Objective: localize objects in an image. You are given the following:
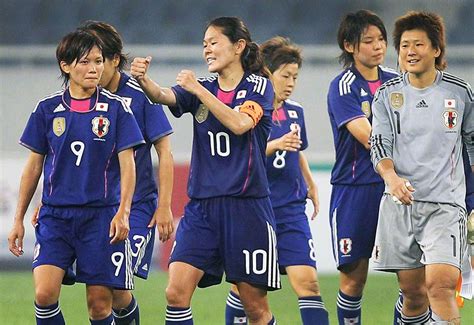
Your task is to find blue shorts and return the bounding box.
[329,183,384,268]
[169,197,281,291]
[33,205,134,290]
[129,200,156,279]
[275,214,317,274]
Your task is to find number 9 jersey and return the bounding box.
[20,88,145,207]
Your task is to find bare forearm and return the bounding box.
[195,86,253,135]
[155,140,174,209]
[14,154,44,223]
[376,159,398,183]
[299,152,316,189]
[266,139,279,156]
[118,149,136,214]
[137,75,176,106]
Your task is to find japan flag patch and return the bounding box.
[444,99,456,108]
[236,90,247,99]
[96,102,109,112]
[288,110,298,118]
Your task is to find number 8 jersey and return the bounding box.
[20,88,145,207]
[170,73,274,199]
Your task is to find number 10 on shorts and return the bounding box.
[242,249,267,275]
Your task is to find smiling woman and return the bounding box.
[7,29,145,324]
[130,16,280,325]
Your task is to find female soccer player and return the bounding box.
[8,30,144,324]
[327,10,398,324]
[78,21,174,325]
[131,17,279,325]
[225,36,329,325]
[371,11,473,325]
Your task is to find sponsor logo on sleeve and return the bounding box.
[53,117,66,137]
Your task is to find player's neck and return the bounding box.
[407,68,437,89]
[218,64,245,91]
[68,83,96,99]
[354,62,379,81]
[104,70,121,93]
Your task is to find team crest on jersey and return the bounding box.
[339,238,352,255]
[361,101,371,117]
[443,110,458,129]
[96,102,108,112]
[195,104,209,123]
[236,90,247,99]
[288,110,298,118]
[390,92,404,109]
[91,115,110,138]
[53,117,66,137]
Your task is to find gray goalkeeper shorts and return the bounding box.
[372,194,467,271]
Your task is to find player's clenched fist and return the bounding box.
[176,70,201,95]
[131,56,152,80]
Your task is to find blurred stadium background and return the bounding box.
[1,0,473,323]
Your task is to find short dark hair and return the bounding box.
[77,21,128,71]
[56,30,103,86]
[260,36,302,74]
[206,16,264,75]
[393,11,447,70]
[337,9,387,68]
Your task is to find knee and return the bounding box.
[87,290,112,319]
[400,284,428,310]
[35,287,59,306]
[165,284,191,307]
[340,277,365,296]
[241,301,267,323]
[294,278,321,297]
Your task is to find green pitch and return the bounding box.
[1,271,473,324]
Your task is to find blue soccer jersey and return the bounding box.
[266,99,308,223]
[170,73,274,199]
[327,65,398,185]
[116,73,173,204]
[20,88,145,206]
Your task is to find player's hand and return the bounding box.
[149,206,174,242]
[387,176,415,206]
[468,209,474,245]
[109,210,130,244]
[176,70,202,95]
[30,204,41,228]
[307,184,320,220]
[8,221,25,257]
[131,56,152,80]
[276,129,302,152]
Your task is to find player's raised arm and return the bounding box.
[8,152,44,257]
[130,56,177,106]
